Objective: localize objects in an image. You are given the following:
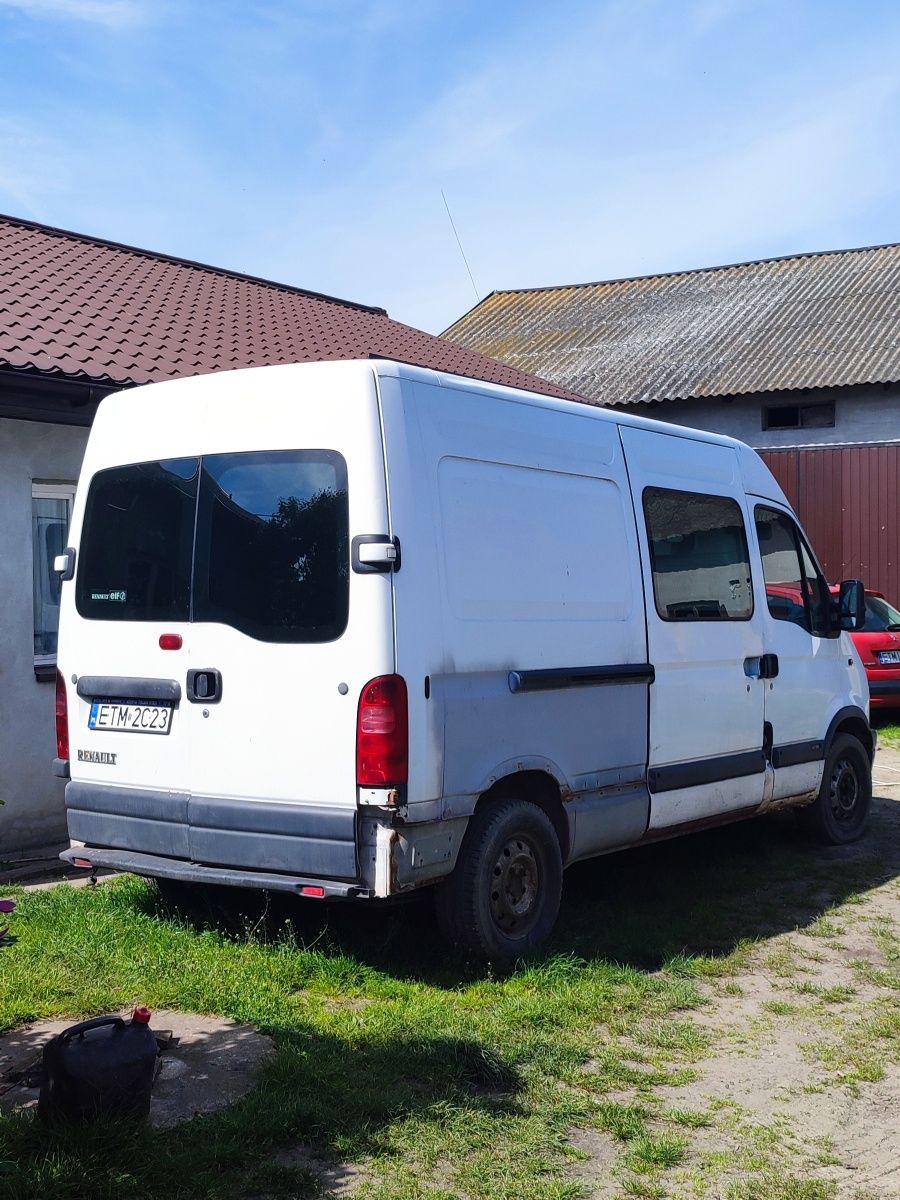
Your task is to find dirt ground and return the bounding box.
[572,744,900,1199]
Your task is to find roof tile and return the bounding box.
[0,214,576,401]
[442,245,900,404]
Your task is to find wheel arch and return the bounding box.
[825,705,874,761]
[474,770,571,862]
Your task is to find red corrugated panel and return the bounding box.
[760,449,799,507]
[760,445,900,600]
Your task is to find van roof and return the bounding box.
[97,357,790,508]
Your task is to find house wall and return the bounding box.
[0,417,89,853]
[621,382,900,450]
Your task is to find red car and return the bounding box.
[835,588,900,709]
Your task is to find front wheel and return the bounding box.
[797,732,871,844]
[434,798,563,961]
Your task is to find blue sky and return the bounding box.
[1,0,899,333]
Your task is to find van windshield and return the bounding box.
[76,450,349,643]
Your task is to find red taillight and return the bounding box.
[159,633,183,650]
[72,857,93,868]
[356,675,408,787]
[55,669,69,761]
[300,885,325,898]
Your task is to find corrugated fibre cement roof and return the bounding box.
[442,243,900,405]
[0,213,576,399]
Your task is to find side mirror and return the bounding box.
[838,579,866,631]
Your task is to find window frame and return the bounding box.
[642,486,755,623]
[32,480,77,676]
[74,450,351,645]
[761,401,835,432]
[754,504,835,638]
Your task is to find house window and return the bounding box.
[32,482,76,671]
[762,402,835,431]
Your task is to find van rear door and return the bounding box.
[69,455,197,796]
[64,364,394,875]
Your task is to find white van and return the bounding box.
[54,359,873,958]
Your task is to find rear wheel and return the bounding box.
[434,798,563,961]
[797,732,871,844]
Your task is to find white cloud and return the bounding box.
[0,0,144,27]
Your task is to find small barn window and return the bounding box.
[762,402,834,431]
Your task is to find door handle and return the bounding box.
[744,655,779,680]
[186,669,222,703]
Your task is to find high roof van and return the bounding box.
[54,360,873,959]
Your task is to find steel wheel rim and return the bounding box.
[829,757,860,822]
[490,836,540,935]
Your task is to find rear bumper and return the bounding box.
[60,847,371,898]
[64,780,359,882]
[868,679,900,700]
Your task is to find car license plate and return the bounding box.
[878,650,900,665]
[88,700,173,734]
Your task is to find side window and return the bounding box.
[755,506,831,634]
[32,482,76,669]
[643,488,753,621]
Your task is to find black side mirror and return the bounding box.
[838,579,866,631]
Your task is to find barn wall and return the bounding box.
[620,382,900,451]
[760,444,900,601]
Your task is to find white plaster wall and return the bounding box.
[619,384,900,449]
[0,418,89,853]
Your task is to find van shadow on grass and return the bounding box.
[559,794,900,969]
[145,806,900,979]
[137,789,900,983]
[0,1022,522,1200]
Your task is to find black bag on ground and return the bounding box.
[38,1008,158,1123]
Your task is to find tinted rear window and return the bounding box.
[76,451,349,643]
[76,457,198,623]
[194,452,349,642]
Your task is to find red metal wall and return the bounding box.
[760,445,900,600]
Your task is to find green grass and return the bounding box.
[872,717,900,749]
[0,800,897,1200]
[761,1000,800,1016]
[802,995,900,1090]
[725,1174,837,1200]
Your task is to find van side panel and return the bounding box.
[383,378,650,857]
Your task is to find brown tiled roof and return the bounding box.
[0,213,576,399]
[442,244,900,405]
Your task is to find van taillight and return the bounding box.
[55,669,69,762]
[356,675,408,788]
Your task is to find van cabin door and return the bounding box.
[750,503,843,801]
[619,426,769,829]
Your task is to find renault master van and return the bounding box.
[54,360,873,959]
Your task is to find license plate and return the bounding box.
[88,700,173,735]
[878,650,900,665]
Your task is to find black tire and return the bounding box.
[434,799,563,961]
[797,732,871,845]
